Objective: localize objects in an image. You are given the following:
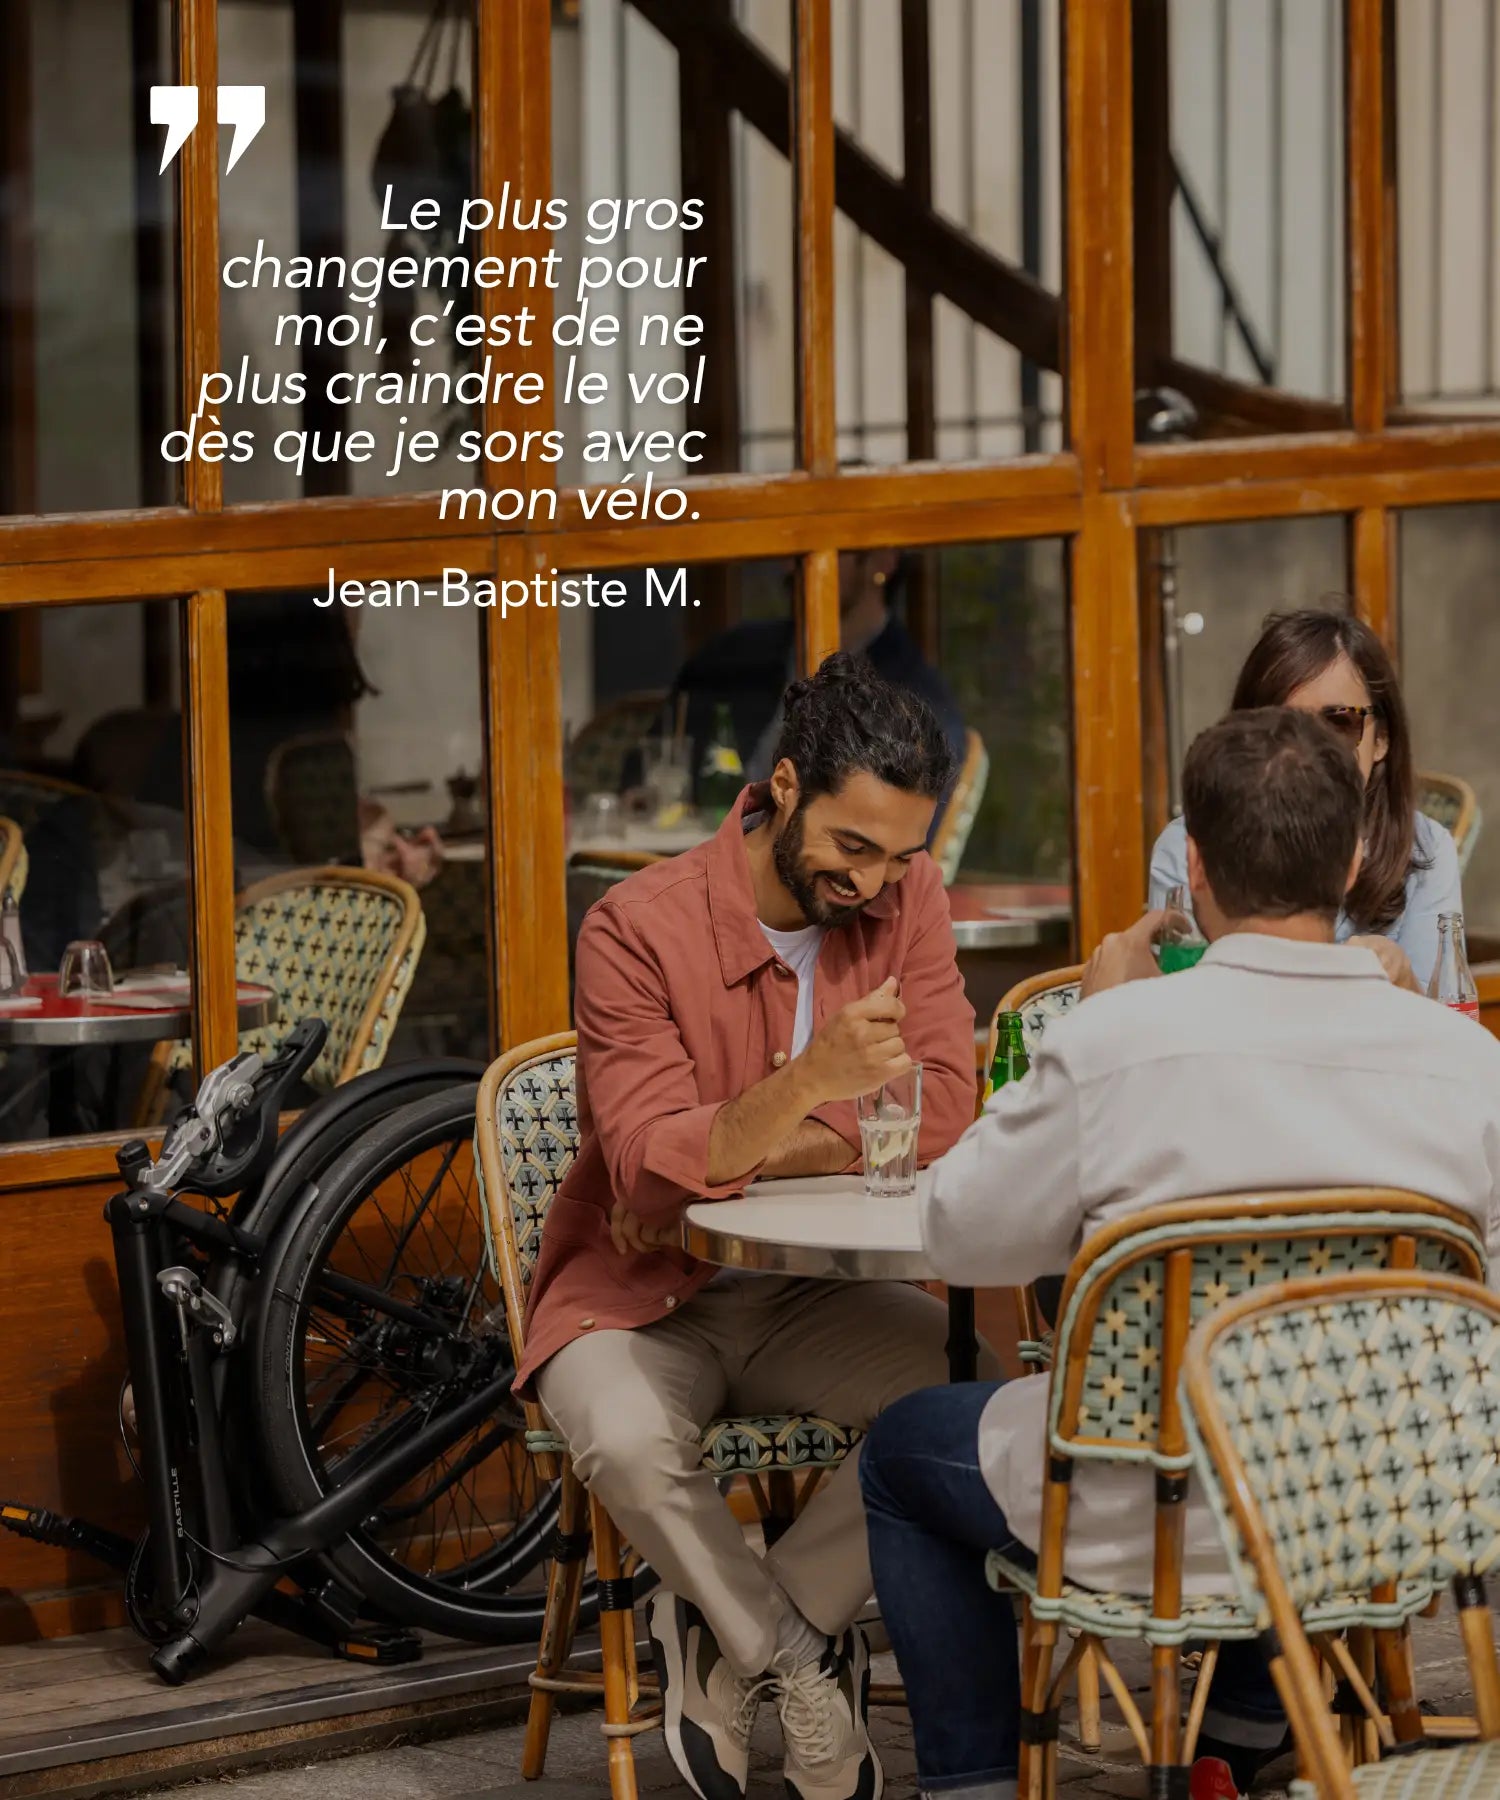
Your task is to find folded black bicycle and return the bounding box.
[2,1020,592,1681]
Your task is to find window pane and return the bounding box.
[3,3,180,514]
[0,600,193,1143]
[218,1,480,501]
[834,0,1065,462]
[1393,0,1500,420]
[222,587,490,1087]
[1144,516,1349,813]
[551,0,796,479]
[1135,0,1347,442]
[1399,503,1500,938]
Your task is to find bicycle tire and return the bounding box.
[251,1085,566,1640]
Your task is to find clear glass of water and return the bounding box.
[640,737,693,819]
[857,1064,923,1198]
[60,939,115,998]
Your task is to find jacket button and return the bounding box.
[771,1050,787,1068]
[664,1295,678,1310]
[579,1317,596,1330]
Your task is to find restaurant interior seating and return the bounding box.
[0,815,25,904]
[564,691,669,799]
[264,730,362,866]
[931,728,990,887]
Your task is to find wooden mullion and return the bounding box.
[1066,0,1141,950]
[1351,507,1395,654]
[900,0,939,662]
[478,0,567,1050]
[793,0,838,675]
[1348,0,1389,434]
[175,0,236,1074]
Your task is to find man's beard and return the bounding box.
[771,804,870,929]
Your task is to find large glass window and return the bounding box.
[221,585,491,1086]
[1134,0,1347,443]
[1142,516,1349,817]
[0,599,194,1143]
[833,0,1065,463]
[2,1,180,515]
[1399,502,1500,944]
[1393,0,1500,421]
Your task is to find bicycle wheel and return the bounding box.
[252,1084,563,1640]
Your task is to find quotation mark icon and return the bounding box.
[151,86,266,175]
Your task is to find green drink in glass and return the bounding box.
[1155,882,1207,973]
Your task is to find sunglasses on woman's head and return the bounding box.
[1319,704,1377,743]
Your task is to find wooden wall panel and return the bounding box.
[0,1178,138,1643]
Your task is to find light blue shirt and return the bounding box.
[1148,808,1462,993]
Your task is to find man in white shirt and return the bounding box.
[858,707,1500,1800]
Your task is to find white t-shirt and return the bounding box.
[758,921,826,1056]
[706,921,825,1290]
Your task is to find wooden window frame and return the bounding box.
[4,0,1500,1178]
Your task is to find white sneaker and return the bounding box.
[648,1591,766,1800]
[772,1626,883,1800]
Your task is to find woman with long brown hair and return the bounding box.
[1149,607,1462,991]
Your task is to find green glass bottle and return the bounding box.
[983,1010,1029,1101]
[699,702,744,824]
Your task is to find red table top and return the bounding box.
[13,974,274,1020]
[946,881,1072,923]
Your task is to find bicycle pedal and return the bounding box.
[1,1503,136,1569]
[1,1503,65,1545]
[335,1628,423,1666]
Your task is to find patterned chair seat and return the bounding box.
[482,1043,866,1488]
[987,1551,1432,1647]
[529,1414,863,1477]
[1290,1739,1500,1797]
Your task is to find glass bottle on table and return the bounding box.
[983,1010,1029,1102]
[1428,912,1479,1021]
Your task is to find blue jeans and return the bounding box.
[859,1384,1287,1790]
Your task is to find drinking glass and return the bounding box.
[1154,883,1207,973]
[0,939,23,998]
[857,1064,923,1198]
[640,737,693,820]
[578,791,624,842]
[59,939,115,997]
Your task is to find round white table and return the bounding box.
[681,1172,981,1381]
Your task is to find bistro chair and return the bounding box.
[151,868,425,1106]
[566,691,669,799]
[996,1191,1487,1800]
[0,768,89,833]
[264,730,361,865]
[1416,770,1481,876]
[931,728,990,887]
[475,1035,874,1800]
[1181,1269,1500,1798]
[0,816,26,904]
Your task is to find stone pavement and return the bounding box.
[135,1622,1474,1800]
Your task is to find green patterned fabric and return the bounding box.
[265,732,360,864]
[1290,1739,1500,1797]
[1417,776,1481,878]
[1187,1288,1500,1621]
[164,877,424,1089]
[486,1046,863,1477]
[1053,1214,1484,1466]
[985,1553,1430,1646]
[565,692,667,797]
[1015,981,1079,1059]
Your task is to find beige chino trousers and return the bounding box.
[536,1274,962,1677]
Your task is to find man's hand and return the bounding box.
[796,978,910,1105]
[1347,934,1420,993]
[609,1201,679,1256]
[1081,910,1167,998]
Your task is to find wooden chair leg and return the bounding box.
[522,1465,590,1781]
[763,1470,798,1548]
[1375,1621,1424,1745]
[592,1495,642,1800]
[1019,1606,1058,1800]
[1148,1644,1182,1789]
[1075,1639,1102,1752]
